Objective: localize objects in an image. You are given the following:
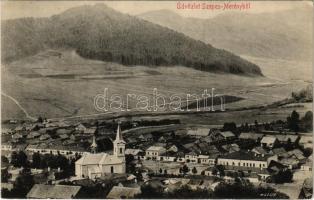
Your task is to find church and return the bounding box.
[75,123,126,179]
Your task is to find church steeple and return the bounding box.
[90,135,97,154]
[113,122,126,159]
[114,122,125,143]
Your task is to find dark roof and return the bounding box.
[26,184,82,199]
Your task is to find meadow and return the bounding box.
[1,50,311,122]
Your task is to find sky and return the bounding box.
[1,1,313,20]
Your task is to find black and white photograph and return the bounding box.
[0,0,313,199]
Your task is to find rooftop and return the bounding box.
[219,151,271,161]
[26,184,82,199]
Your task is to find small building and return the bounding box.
[145,146,166,160]
[39,134,51,141]
[27,131,41,139]
[301,159,312,171]
[84,127,97,135]
[260,136,278,149]
[219,131,236,140]
[168,145,179,153]
[187,128,210,138]
[26,184,83,199]
[106,186,141,199]
[217,151,278,169]
[198,155,215,165]
[239,132,263,142]
[185,151,198,163]
[125,149,143,159]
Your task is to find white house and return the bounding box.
[75,124,126,179]
[185,152,198,163]
[145,146,166,160]
[261,136,278,149]
[217,151,278,169]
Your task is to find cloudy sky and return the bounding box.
[1,1,312,20]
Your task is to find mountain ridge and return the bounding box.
[138,6,312,61]
[2,4,262,76]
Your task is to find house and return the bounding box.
[280,157,300,169]
[145,146,166,160]
[125,149,143,159]
[140,133,154,142]
[275,135,300,145]
[1,128,13,135]
[301,159,312,171]
[84,127,97,135]
[14,125,25,132]
[59,134,69,140]
[158,136,166,143]
[106,186,141,199]
[219,131,236,140]
[75,124,126,179]
[298,178,313,199]
[217,151,278,169]
[26,184,83,199]
[260,136,278,148]
[185,151,198,163]
[271,147,287,157]
[56,129,72,135]
[168,145,179,153]
[252,146,269,156]
[39,134,51,141]
[1,183,13,191]
[221,143,240,153]
[12,133,23,140]
[159,151,177,162]
[75,124,87,132]
[239,132,263,141]
[198,155,215,165]
[187,128,210,138]
[27,131,41,139]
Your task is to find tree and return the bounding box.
[13,169,35,198]
[1,168,10,182]
[32,152,41,169]
[181,165,189,175]
[192,167,198,175]
[223,122,237,133]
[166,185,212,198]
[287,110,300,132]
[11,151,28,168]
[135,184,164,199]
[301,111,313,132]
[271,170,293,184]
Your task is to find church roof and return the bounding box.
[76,153,107,165]
[76,153,124,165]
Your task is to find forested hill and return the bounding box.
[2,4,262,76]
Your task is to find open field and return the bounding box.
[1,50,312,121]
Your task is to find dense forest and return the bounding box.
[2,4,262,76]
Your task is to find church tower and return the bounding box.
[113,122,126,160]
[90,135,98,154]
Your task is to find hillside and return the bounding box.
[1,4,262,75]
[139,6,312,61]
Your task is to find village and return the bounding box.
[1,109,313,199]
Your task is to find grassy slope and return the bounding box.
[2,50,310,120]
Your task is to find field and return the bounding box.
[1,49,312,122]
